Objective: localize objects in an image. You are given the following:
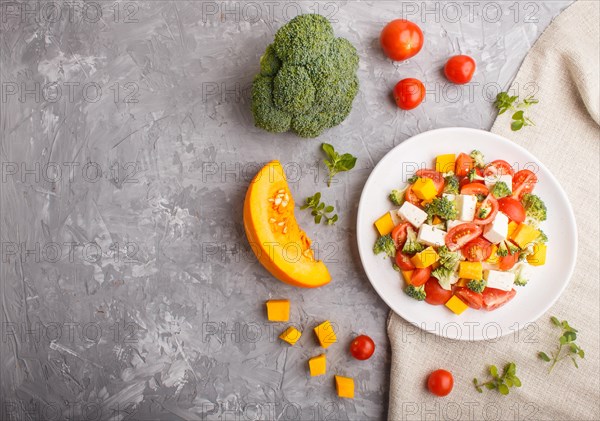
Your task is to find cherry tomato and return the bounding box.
[454,287,483,310]
[498,252,519,271]
[393,78,426,110]
[463,237,492,262]
[455,153,474,177]
[498,197,526,223]
[444,55,476,84]
[473,195,498,225]
[484,160,515,177]
[445,223,483,251]
[482,288,517,311]
[424,277,453,305]
[460,183,489,196]
[396,250,416,270]
[404,185,421,206]
[512,170,538,199]
[427,369,454,397]
[380,19,424,61]
[416,169,444,194]
[391,222,411,248]
[411,267,432,286]
[349,335,376,360]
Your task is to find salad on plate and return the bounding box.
[372,150,548,315]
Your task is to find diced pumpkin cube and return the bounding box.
[436,154,456,173]
[279,326,302,345]
[334,375,355,399]
[432,216,443,225]
[412,177,437,200]
[527,243,547,266]
[266,299,290,322]
[510,223,540,248]
[487,245,500,264]
[401,270,414,284]
[374,212,395,236]
[458,261,483,280]
[314,320,337,348]
[445,295,469,315]
[507,221,519,238]
[410,247,439,268]
[308,354,326,376]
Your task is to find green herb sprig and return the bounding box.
[300,192,338,225]
[494,92,538,131]
[473,362,521,395]
[322,143,357,187]
[538,317,584,372]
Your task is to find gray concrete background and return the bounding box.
[0,1,572,420]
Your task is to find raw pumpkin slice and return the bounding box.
[243,160,331,288]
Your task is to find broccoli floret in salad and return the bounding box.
[404,284,426,301]
[438,245,461,269]
[521,193,547,223]
[470,150,486,168]
[536,229,548,244]
[389,189,405,206]
[467,168,485,182]
[443,175,460,195]
[491,181,511,199]
[402,226,425,255]
[431,266,459,290]
[513,263,530,286]
[373,234,396,258]
[467,279,487,293]
[424,197,458,221]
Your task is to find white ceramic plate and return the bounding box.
[356,128,577,340]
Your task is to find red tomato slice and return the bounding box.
[416,169,444,194]
[461,183,489,196]
[445,223,483,251]
[395,250,415,270]
[482,288,517,311]
[498,252,519,271]
[512,170,538,199]
[454,287,483,310]
[424,277,453,305]
[404,186,421,206]
[391,222,411,248]
[484,160,515,177]
[473,195,498,225]
[462,237,492,262]
[411,267,432,286]
[455,153,474,177]
[498,197,526,223]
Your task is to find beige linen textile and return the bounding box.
[387,1,600,420]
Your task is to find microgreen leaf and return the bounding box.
[473,362,520,395]
[302,192,338,226]
[540,316,584,373]
[495,91,538,131]
[321,143,357,187]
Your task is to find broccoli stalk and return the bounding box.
[404,284,426,301]
[467,279,487,293]
[424,197,458,222]
[402,227,425,255]
[443,175,460,195]
[513,262,531,286]
[389,189,405,206]
[470,150,486,168]
[373,234,396,258]
[438,246,461,270]
[491,181,512,199]
[431,266,458,290]
[521,193,547,223]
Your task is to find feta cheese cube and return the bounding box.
[417,224,447,247]
[483,212,509,244]
[457,195,477,221]
[485,174,513,192]
[397,202,428,228]
[484,269,515,291]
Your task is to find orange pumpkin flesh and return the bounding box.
[243,160,331,288]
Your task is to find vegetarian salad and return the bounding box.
[373,150,548,314]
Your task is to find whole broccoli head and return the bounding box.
[251,14,359,138]
[521,193,547,223]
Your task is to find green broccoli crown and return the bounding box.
[537,229,548,244]
[425,197,458,221]
[405,284,426,301]
[443,175,460,195]
[491,181,511,199]
[431,266,457,291]
[251,14,359,138]
[467,279,486,293]
[389,189,404,206]
[496,242,509,257]
[521,193,547,222]
[402,227,425,255]
[514,276,528,286]
[438,245,460,269]
[373,234,396,258]
[470,150,486,168]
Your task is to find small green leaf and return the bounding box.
[569,343,578,353]
[538,352,551,362]
[489,365,498,378]
[512,376,522,387]
[504,378,513,387]
[330,214,338,223]
[511,119,525,131]
[472,378,478,386]
[578,349,585,359]
[322,143,336,159]
[506,363,516,376]
[550,316,561,326]
[559,335,567,345]
[512,110,525,120]
[498,384,510,395]
[311,210,318,216]
[324,205,334,213]
[317,202,325,211]
[564,331,577,342]
[315,214,322,224]
[485,383,495,390]
[476,387,483,393]
[314,192,321,202]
